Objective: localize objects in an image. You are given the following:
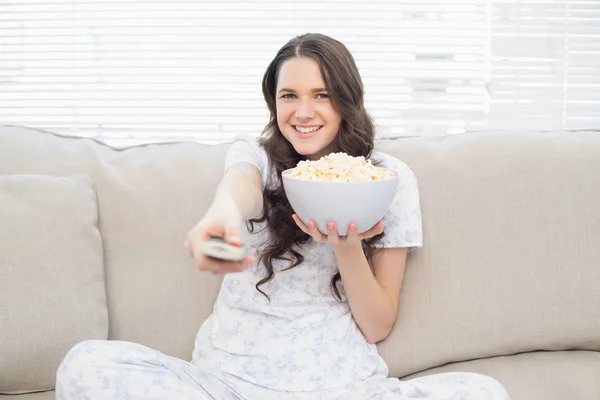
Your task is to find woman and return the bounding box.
[56,33,510,400]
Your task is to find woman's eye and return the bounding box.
[315,93,329,99]
[280,93,296,99]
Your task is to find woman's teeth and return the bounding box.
[295,126,321,133]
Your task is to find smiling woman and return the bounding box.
[53,32,511,400]
[275,57,342,160]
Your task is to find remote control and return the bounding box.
[200,237,247,262]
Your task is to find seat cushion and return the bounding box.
[1,391,55,400]
[0,175,108,394]
[402,350,600,400]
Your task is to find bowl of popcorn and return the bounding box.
[282,152,399,236]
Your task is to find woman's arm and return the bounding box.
[290,217,409,344]
[209,162,264,222]
[185,162,263,272]
[334,244,408,344]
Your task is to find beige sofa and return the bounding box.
[1,125,599,400]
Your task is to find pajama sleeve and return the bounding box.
[374,154,423,250]
[224,134,269,188]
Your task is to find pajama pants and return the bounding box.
[55,340,511,400]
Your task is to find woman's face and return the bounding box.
[275,57,342,160]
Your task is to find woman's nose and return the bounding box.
[295,99,315,119]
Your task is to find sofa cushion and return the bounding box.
[402,350,600,400]
[376,130,600,377]
[1,391,54,400]
[0,175,108,394]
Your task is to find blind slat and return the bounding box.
[2,0,599,140]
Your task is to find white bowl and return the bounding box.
[282,169,399,236]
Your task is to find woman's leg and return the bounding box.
[331,371,510,400]
[396,372,511,400]
[55,339,243,400]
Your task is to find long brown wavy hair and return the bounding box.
[247,33,384,301]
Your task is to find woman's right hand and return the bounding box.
[184,204,255,274]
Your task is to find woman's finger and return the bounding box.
[184,238,192,255]
[346,222,360,243]
[359,220,385,240]
[308,220,327,242]
[196,257,237,273]
[326,221,339,245]
[197,255,253,274]
[292,214,311,235]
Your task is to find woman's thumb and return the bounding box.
[224,225,242,246]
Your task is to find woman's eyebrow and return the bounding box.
[277,87,328,94]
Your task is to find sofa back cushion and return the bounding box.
[0,174,107,393]
[376,131,600,376]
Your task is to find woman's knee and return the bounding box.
[461,372,511,399]
[58,339,167,375]
[56,340,109,384]
[408,371,511,400]
[58,340,109,367]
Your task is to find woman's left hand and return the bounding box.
[292,214,384,251]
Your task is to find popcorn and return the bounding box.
[287,152,395,182]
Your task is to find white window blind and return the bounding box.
[489,0,600,130]
[0,0,598,147]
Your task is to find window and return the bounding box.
[1,0,598,147]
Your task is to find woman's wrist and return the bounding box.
[332,241,364,260]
